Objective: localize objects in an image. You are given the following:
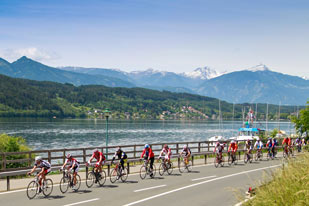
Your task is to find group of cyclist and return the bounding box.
[28,144,192,192]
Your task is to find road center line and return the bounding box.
[123,164,281,206]
[134,185,167,192]
[191,175,217,181]
[63,198,100,206]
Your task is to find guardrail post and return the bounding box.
[192,155,194,166]
[176,143,179,154]
[28,152,32,167]
[63,149,66,164]
[48,151,51,163]
[83,149,86,163]
[207,142,210,151]
[127,162,130,174]
[198,143,201,153]
[7,176,10,191]
[134,145,136,158]
[238,151,241,160]
[107,164,110,176]
[204,154,207,164]
[178,156,180,168]
[3,154,6,171]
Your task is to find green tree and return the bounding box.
[291,101,309,140]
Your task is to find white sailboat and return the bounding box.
[209,100,227,144]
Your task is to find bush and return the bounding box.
[0,134,32,169]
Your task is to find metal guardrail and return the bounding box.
[0,139,297,191]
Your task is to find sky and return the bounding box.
[0,0,308,77]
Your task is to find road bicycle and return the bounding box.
[140,159,156,179]
[283,146,294,159]
[214,152,224,168]
[254,149,263,161]
[228,151,238,166]
[110,161,128,183]
[26,174,53,199]
[266,148,274,160]
[158,156,173,176]
[179,154,193,172]
[244,150,253,164]
[59,168,81,193]
[86,163,106,187]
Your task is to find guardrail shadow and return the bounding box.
[123,180,138,184]
[73,190,92,194]
[102,184,118,188]
[39,195,65,200]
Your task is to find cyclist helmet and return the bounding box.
[216,142,220,146]
[183,145,188,149]
[145,144,150,149]
[231,140,235,144]
[35,156,42,162]
[116,147,121,153]
[66,153,72,159]
[164,144,168,149]
[93,148,99,153]
[268,137,272,140]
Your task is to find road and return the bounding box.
[0,157,283,206]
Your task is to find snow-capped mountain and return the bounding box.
[183,67,223,80]
[246,64,270,72]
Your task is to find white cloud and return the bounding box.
[1,47,60,62]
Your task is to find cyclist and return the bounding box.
[228,141,238,163]
[282,137,292,155]
[245,139,253,159]
[27,156,51,192]
[254,139,263,158]
[87,148,106,174]
[266,137,275,158]
[180,145,191,165]
[111,147,127,171]
[61,154,80,186]
[141,144,155,177]
[295,137,302,152]
[159,144,172,165]
[273,138,279,157]
[214,142,224,163]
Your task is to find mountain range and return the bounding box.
[0,56,308,105]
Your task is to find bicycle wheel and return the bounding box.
[260,151,263,161]
[228,154,232,166]
[59,177,69,193]
[86,172,95,188]
[98,170,106,186]
[179,160,186,172]
[249,154,253,163]
[244,154,248,164]
[26,180,39,199]
[187,160,193,172]
[254,152,258,161]
[110,168,118,183]
[42,179,53,197]
[72,174,81,191]
[234,154,238,165]
[159,163,165,176]
[220,156,224,167]
[214,157,219,168]
[140,165,147,179]
[120,167,128,182]
[167,162,173,175]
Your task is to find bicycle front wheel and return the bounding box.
[228,154,232,166]
[42,179,53,197]
[140,166,147,179]
[110,168,118,183]
[150,164,156,178]
[59,177,69,193]
[214,157,219,168]
[159,163,165,176]
[72,174,81,191]
[244,154,248,164]
[26,180,39,199]
[98,170,106,186]
[86,172,95,188]
[167,162,173,175]
[219,156,224,167]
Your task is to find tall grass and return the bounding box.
[244,153,309,206]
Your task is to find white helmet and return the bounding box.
[183,145,188,149]
[35,156,42,162]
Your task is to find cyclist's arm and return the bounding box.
[140,149,145,158]
[38,167,45,176]
[88,154,95,163]
[28,165,37,175]
[98,155,103,163]
[61,159,68,170]
[148,148,153,160]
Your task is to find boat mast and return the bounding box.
[266,103,269,137]
[232,103,235,136]
[255,103,258,128]
[278,101,281,132]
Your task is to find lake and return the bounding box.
[0,118,295,150]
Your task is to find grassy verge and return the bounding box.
[244,152,309,206]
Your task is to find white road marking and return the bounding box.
[63,198,100,206]
[123,164,281,206]
[134,185,167,192]
[191,175,217,181]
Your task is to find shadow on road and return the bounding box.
[40,195,65,200]
[123,180,139,184]
[152,177,164,180]
[102,185,119,188]
[168,173,182,176]
[188,171,200,173]
[73,190,92,194]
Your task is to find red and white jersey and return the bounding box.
[161,148,172,155]
[65,158,80,167]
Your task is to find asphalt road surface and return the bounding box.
[0,157,284,206]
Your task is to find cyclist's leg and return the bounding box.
[120,158,125,170]
[73,166,79,185]
[150,157,154,170]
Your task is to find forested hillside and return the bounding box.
[0,74,298,119]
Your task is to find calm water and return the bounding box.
[0,118,295,150]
